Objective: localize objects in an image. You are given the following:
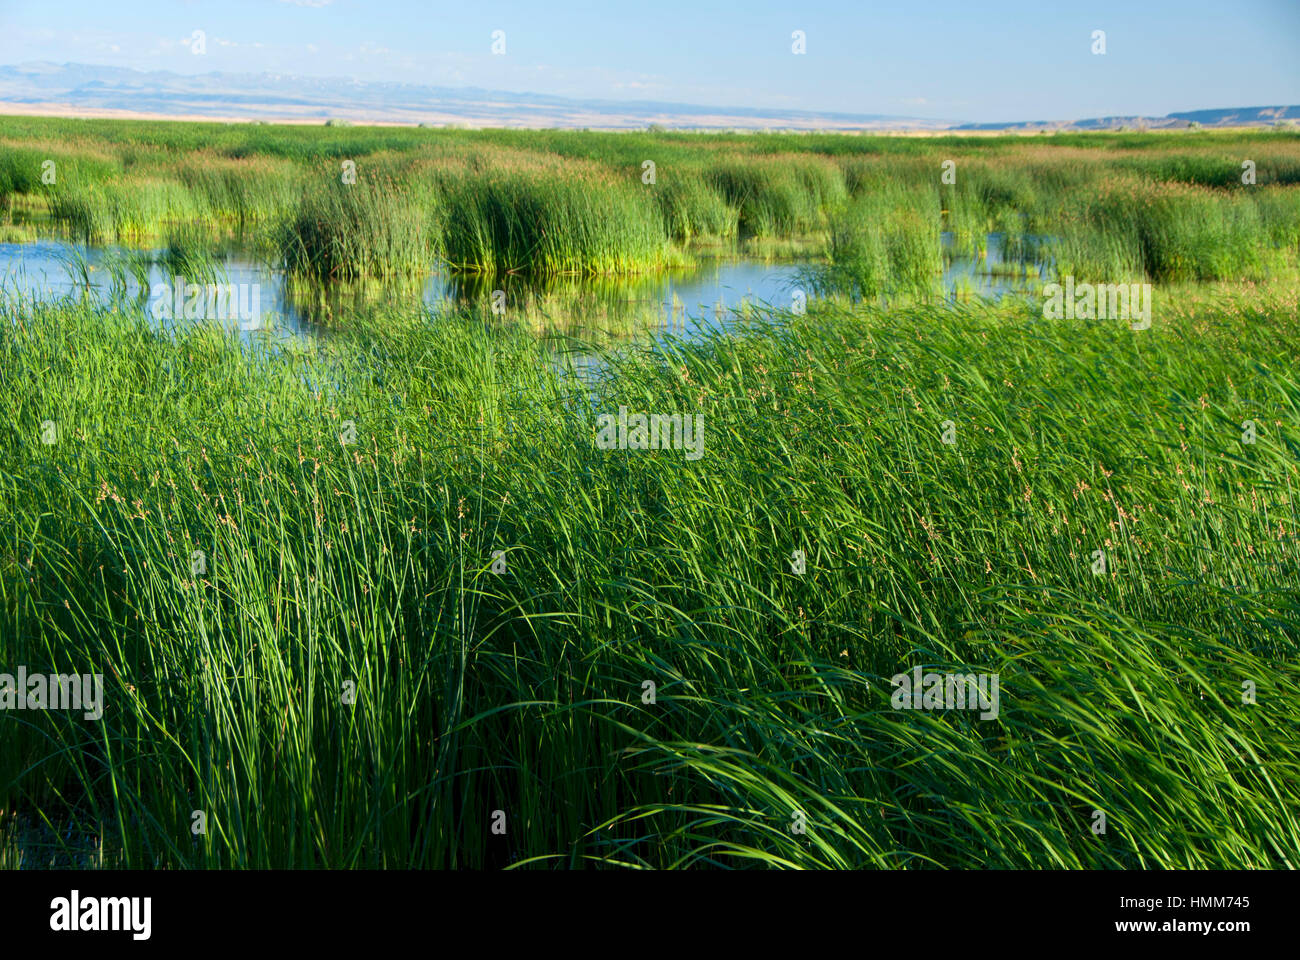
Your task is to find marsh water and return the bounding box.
[0,233,1042,343]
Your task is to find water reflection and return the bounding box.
[1,234,1045,345]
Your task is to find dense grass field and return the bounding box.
[2,281,1299,868]
[1,120,1299,869]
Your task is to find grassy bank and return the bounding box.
[2,281,1297,868]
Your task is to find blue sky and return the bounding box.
[1,0,1297,121]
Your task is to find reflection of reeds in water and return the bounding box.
[457,271,697,340]
[278,265,707,340]
[280,272,428,329]
[159,226,229,287]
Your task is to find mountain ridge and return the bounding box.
[0,62,1294,132]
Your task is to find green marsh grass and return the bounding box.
[2,280,1297,868]
[807,187,943,299]
[4,118,1299,281]
[280,174,432,280]
[436,168,677,276]
[653,174,738,243]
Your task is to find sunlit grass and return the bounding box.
[4,118,1297,282]
[2,277,1297,868]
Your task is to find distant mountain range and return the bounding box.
[954,106,1297,132]
[0,62,1295,133]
